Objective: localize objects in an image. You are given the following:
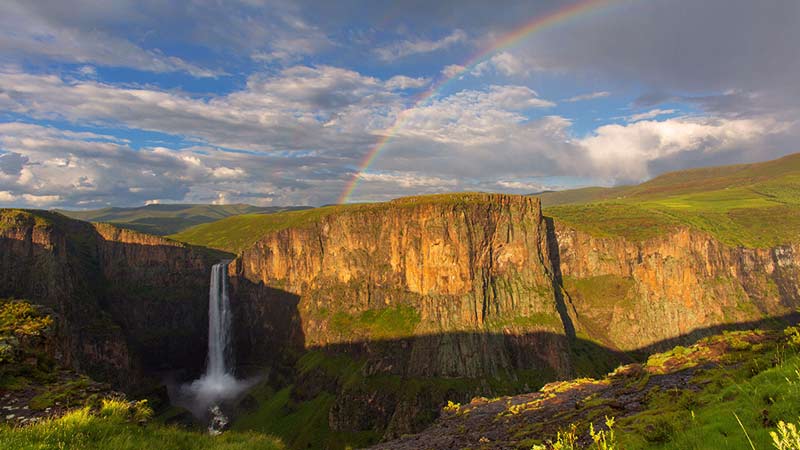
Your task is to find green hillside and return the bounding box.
[169,207,340,253]
[168,154,800,253]
[543,152,800,247]
[57,204,310,236]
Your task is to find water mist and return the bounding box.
[176,261,256,432]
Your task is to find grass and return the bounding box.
[0,399,285,450]
[169,207,343,253]
[57,204,311,236]
[327,305,421,340]
[586,329,800,449]
[169,192,522,253]
[543,153,800,247]
[232,383,379,450]
[617,350,800,448]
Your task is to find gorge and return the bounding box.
[2,158,800,448]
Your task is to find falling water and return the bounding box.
[176,260,256,428]
[207,261,232,378]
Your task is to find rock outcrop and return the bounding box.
[555,224,800,351]
[0,209,215,387]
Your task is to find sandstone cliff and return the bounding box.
[226,193,800,443]
[555,224,800,351]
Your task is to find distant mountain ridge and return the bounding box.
[56,203,310,235]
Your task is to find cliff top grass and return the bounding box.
[169,192,534,253]
[543,152,800,247]
[57,203,311,236]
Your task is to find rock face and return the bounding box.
[233,194,570,374]
[227,193,800,442]
[0,209,214,387]
[554,224,800,351]
[230,194,574,439]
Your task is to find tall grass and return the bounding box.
[0,399,284,450]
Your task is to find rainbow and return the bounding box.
[337,0,622,204]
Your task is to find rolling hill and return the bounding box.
[541,152,800,247]
[56,203,310,236]
[169,153,800,253]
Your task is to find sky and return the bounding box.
[0,0,798,208]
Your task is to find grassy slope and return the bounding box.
[542,152,800,247]
[57,204,310,236]
[0,403,285,450]
[406,327,800,450]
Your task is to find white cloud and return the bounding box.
[578,116,781,180]
[386,75,429,90]
[627,108,677,122]
[22,194,61,206]
[495,180,545,191]
[0,191,17,202]
[0,67,399,153]
[357,171,458,188]
[376,29,467,61]
[441,64,466,79]
[565,91,611,102]
[0,2,218,77]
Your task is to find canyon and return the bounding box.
[1,189,799,448]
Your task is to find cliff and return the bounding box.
[226,192,800,445]
[234,194,570,373]
[0,209,215,386]
[229,194,574,441]
[555,224,800,352]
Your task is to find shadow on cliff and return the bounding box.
[543,216,576,340]
[222,276,800,448]
[0,210,236,386]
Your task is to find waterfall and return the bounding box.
[177,260,256,427]
[206,261,232,379]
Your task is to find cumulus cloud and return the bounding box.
[376,29,468,61]
[0,67,397,153]
[578,116,784,181]
[0,122,346,207]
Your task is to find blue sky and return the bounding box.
[0,0,798,208]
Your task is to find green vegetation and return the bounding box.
[58,203,310,236]
[518,327,800,449]
[232,382,379,450]
[0,209,55,232]
[614,334,800,448]
[0,398,284,450]
[543,152,800,247]
[169,192,510,253]
[328,304,421,340]
[0,299,55,390]
[533,417,619,450]
[169,207,342,252]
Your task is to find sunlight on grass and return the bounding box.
[0,400,284,450]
